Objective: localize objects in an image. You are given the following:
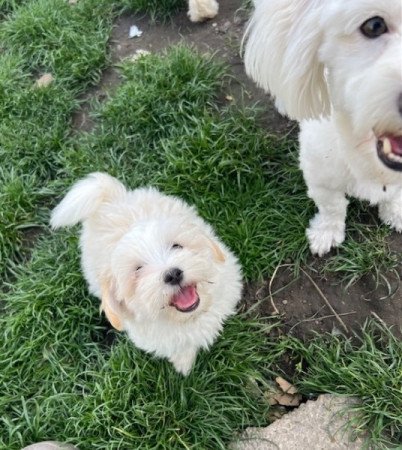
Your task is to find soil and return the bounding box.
[73,0,401,338]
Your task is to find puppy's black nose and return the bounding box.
[164,267,183,285]
[398,93,402,116]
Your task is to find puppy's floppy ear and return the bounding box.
[100,278,124,331]
[244,0,330,121]
[204,236,226,263]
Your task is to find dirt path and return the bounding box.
[74,0,401,338]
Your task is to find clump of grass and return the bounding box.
[0,0,117,178]
[0,83,77,177]
[0,0,115,88]
[0,231,279,449]
[0,169,43,277]
[282,321,402,448]
[122,0,186,21]
[0,0,28,17]
[324,221,401,286]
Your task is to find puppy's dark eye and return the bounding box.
[171,243,183,249]
[136,266,143,271]
[360,16,388,38]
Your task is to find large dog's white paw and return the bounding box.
[170,350,197,376]
[379,201,402,232]
[307,214,345,256]
[188,0,218,22]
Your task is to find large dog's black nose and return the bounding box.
[398,93,402,116]
[164,267,183,285]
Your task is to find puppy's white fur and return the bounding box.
[244,0,402,255]
[188,0,218,22]
[51,173,242,375]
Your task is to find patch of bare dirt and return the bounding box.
[72,0,401,337]
[242,266,401,339]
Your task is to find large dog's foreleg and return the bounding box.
[306,186,349,256]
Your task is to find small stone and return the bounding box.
[34,73,54,88]
[282,299,288,305]
[22,442,79,450]
[275,376,298,395]
[220,20,231,33]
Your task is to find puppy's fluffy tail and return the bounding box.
[50,172,126,229]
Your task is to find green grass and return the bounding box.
[0,0,114,87]
[0,0,116,274]
[0,0,28,17]
[0,169,44,278]
[283,322,402,448]
[324,220,401,287]
[0,1,401,448]
[122,0,186,21]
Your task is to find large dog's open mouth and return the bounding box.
[170,285,200,313]
[377,134,402,171]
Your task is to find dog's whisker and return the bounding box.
[355,131,376,148]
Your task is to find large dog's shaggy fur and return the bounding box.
[244,0,402,255]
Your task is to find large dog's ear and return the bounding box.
[244,0,330,121]
[100,278,125,331]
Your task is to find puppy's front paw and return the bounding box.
[307,214,345,256]
[188,0,218,22]
[170,350,197,376]
[379,201,402,232]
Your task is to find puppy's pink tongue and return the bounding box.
[171,285,198,310]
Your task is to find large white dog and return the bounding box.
[51,173,242,375]
[244,0,402,256]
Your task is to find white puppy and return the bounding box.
[244,0,402,255]
[50,173,242,375]
[187,0,218,22]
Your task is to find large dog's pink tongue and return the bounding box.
[171,285,198,311]
[389,136,402,156]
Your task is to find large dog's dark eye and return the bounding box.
[360,16,388,38]
[171,243,183,249]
